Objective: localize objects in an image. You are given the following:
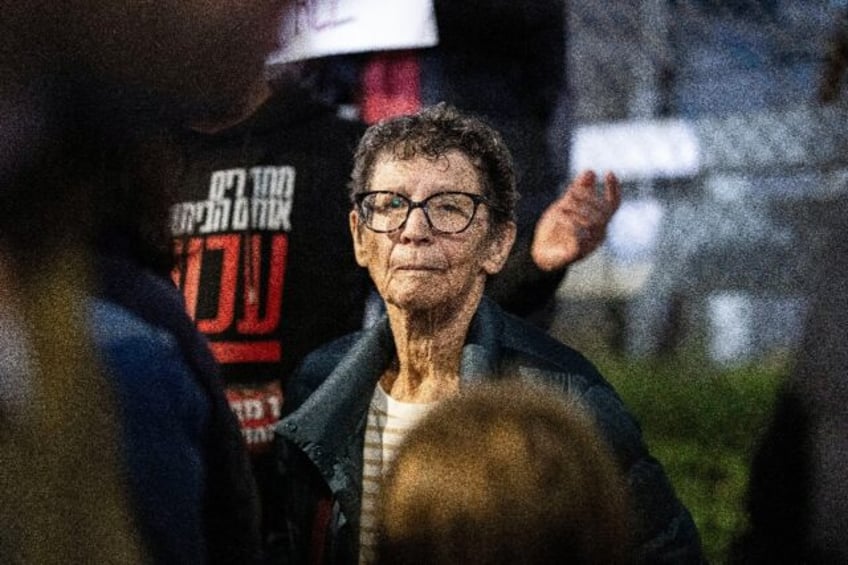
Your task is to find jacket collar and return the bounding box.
[284,295,507,443]
[460,295,503,385]
[280,296,506,523]
[289,319,394,459]
[280,319,394,527]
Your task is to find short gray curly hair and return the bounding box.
[349,103,518,228]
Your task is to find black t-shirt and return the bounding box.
[170,85,368,454]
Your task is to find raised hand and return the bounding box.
[530,170,622,272]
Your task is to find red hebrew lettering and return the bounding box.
[197,234,239,334]
[237,234,288,334]
[224,381,284,454]
[209,341,281,364]
[174,232,289,364]
[178,238,204,320]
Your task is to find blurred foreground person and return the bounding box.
[274,104,703,564]
[90,134,262,562]
[376,381,633,565]
[730,14,848,563]
[0,0,289,562]
[730,224,848,564]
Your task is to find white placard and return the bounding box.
[571,119,701,181]
[268,0,438,65]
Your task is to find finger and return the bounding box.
[603,171,622,213]
[574,169,598,196]
[561,169,597,198]
[549,170,609,219]
[576,169,597,188]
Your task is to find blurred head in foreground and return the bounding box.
[376,380,634,565]
[2,0,293,255]
[0,1,290,562]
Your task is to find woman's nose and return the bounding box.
[399,207,432,241]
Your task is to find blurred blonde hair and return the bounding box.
[376,380,633,565]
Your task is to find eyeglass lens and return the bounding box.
[360,192,480,233]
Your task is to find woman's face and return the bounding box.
[350,150,515,313]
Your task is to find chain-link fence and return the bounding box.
[555,0,848,364]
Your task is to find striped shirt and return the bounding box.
[359,384,436,564]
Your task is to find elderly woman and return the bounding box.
[273,104,703,564]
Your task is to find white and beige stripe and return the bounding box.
[359,384,436,565]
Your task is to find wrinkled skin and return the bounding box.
[351,151,515,317]
[350,150,516,403]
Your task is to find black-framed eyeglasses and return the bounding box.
[354,191,494,234]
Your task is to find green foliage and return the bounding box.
[592,352,788,564]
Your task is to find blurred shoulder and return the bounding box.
[88,298,202,403]
[496,306,606,385]
[493,307,649,460]
[89,298,177,354]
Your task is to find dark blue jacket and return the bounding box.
[273,296,704,564]
[93,253,263,564]
[91,298,209,563]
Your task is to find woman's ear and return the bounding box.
[350,209,371,267]
[482,221,517,276]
